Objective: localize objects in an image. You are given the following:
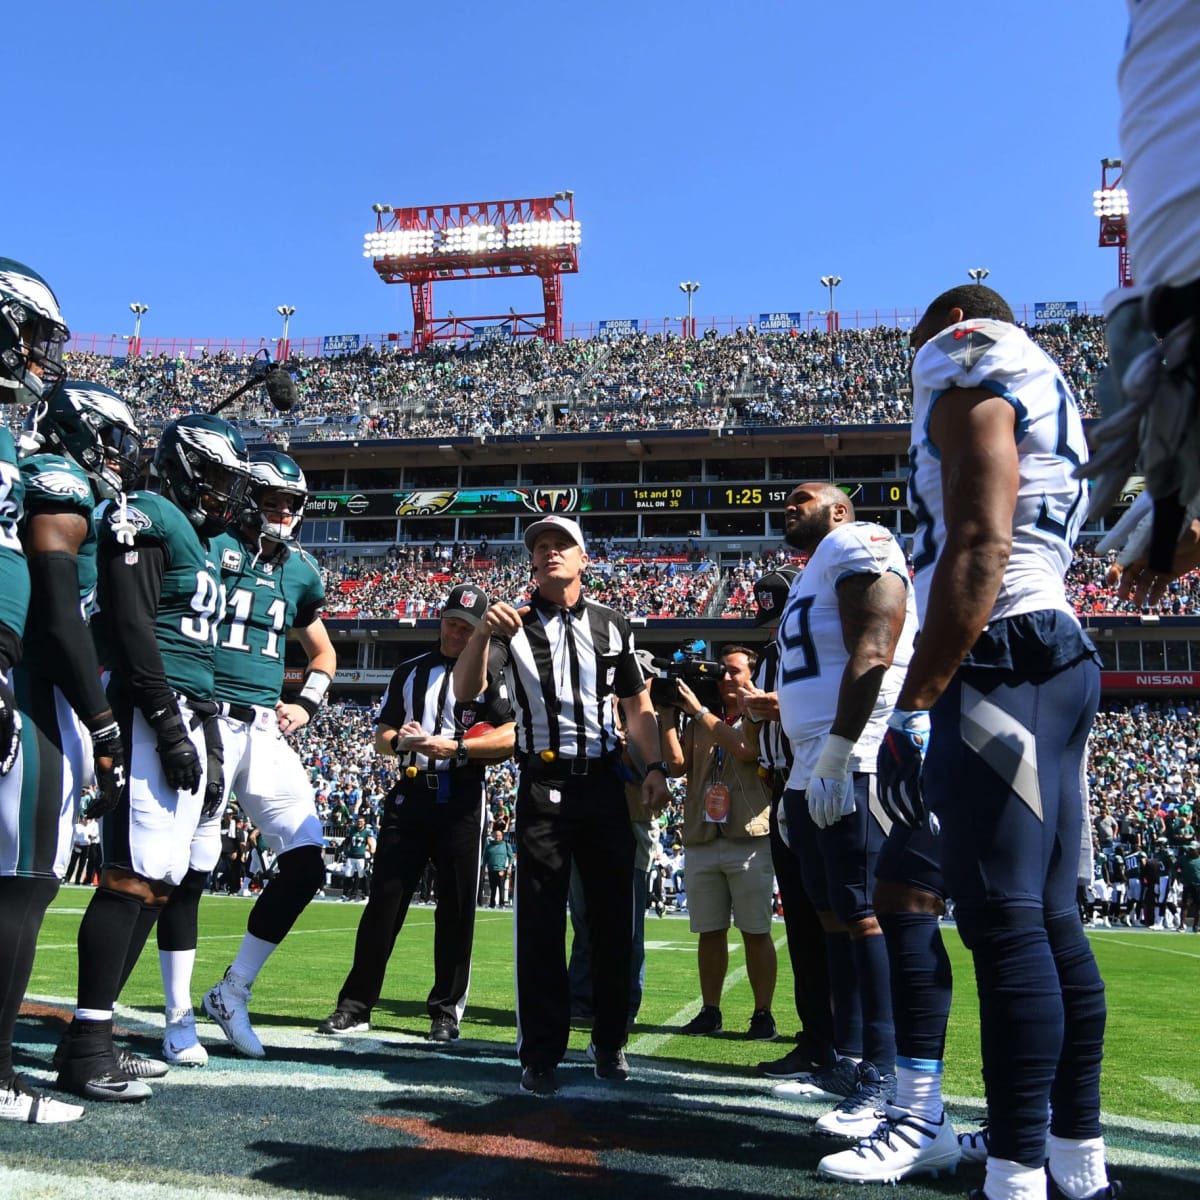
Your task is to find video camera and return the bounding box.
[640,641,727,713]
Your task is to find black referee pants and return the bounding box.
[770,785,835,1058]
[515,766,635,1069]
[336,782,485,1023]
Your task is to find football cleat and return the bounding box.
[163,1007,209,1067]
[958,1120,990,1164]
[428,1014,460,1043]
[116,1048,169,1079]
[757,1040,830,1079]
[0,1075,84,1124]
[519,1066,559,1096]
[316,1008,370,1035]
[814,1061,897,1139]
[773,1054,859,1101]
[203,968,265,1058]
[817,1103,961,1183]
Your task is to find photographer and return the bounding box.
[660,645,777,1041]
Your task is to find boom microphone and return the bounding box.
[263,365,298,412]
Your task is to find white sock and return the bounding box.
[984,1156,1049,1200]
[74,1007,112,1022]
[895,1059,943,1120]
[159,948,196,1014]
[1048,1134,1109,1198]
[229,934,276,988]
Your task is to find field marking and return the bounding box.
[1144,1075,1200,1104]
[1092,935,1200,960]
[628,932,786,1058]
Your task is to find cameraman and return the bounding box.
[661,645,777,1041]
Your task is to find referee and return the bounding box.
[317,583,515,1042]
[454,515,670,1095]
[739,568,837,1079]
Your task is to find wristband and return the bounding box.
[295,669,332,718]
[693,707,711,721]
[644,761,670,778]
[812,733,856,781]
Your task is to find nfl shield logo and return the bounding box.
[757,591,775,612]
[462,709,477,726]
[461,591,478,609]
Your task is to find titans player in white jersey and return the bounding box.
[775,484,917,1141]
[877,286,1112,1200]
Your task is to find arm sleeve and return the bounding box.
[98,537,177,722]
[26,551,111,725]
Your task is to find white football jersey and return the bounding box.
[1120,0,1200,288]
[777,522,918,789]
[908,319,1087,625]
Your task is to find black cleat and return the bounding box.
[428,1014,460,1042]
[519,1065,559,1096]
[316,1009,370,1035]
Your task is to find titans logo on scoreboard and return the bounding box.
[519,488,579,514]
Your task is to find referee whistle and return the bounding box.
[539,750,557,763]
[405,766,419,778]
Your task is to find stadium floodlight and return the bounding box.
[1093,188,1130,218]
[820,275,842,306]
[128,303,149,358]
[679,281,700,339]
[968,267,990,285]
[276,305,296,361]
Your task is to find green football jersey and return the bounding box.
[210,530,325,706]
[20,453,97,612]
[94,490,221,702]
[0,427,29,640]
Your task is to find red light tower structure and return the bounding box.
[364,193,581,353]
[1094,158,1132,289]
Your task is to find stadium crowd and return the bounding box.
[54,315,1110,439]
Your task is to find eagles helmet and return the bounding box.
[153,413,250,533]
[0,257,69,404]
[34,380,142,499]
[244,449,307,542]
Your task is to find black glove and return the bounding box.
[876,710,931,828]
[198,711,225,820]
[88,719,127,819]
[0,671,21,777]
[150,708,201,793]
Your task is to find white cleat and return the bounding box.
[203,968,265,1058]
[0,1075,85,1124]
[163,1007,209,1067]
[818,1104,961,1183]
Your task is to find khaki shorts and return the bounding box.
[684,836,774,935]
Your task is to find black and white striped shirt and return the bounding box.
[377,645,512,774]
[491,591,645,759]
[752,639,793,774]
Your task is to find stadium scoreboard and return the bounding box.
[310,480,908,520]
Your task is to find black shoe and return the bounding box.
[55,1032,170,1082]
[520,1065,559,1096]
[757,1041,830,1078]
[587,1042,630,1081]
[56,1036,152,1103]
[679,1005,722,1036]
[428,1014,460,1043]
[316,1008,370,1035]
[746,1008,778,1041]
[1048,1178,1123,1199]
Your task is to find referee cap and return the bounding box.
[524,514,587,553]
[442,582,490,626]
[752,567,798,627]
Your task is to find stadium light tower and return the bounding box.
[1094,158,1132,289]
[128,302,149,358]
[276,305,296,361]
[363,193,581,352]
[679,281,700,339]
[820,275,842,332]
[968,267,990,285]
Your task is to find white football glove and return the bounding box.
[806,734,856,830]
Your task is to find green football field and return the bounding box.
[3,888,1196,1199]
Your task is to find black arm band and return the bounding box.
[26,551,112,724]
[0,621,20,674]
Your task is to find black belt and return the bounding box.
[220,702,257,723]
[398,767,484,792]
[519,752,617,778]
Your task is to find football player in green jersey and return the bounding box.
[0,259,87,1125]
[152,450,335,1063]
[56,415,249,1104]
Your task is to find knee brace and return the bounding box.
[156,868,208,952]
[248,845,325,945]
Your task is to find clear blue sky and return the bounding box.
[11,1,1129,343]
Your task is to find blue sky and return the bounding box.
[12,1,1128,344]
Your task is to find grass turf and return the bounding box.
[29,887,1200,1125]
